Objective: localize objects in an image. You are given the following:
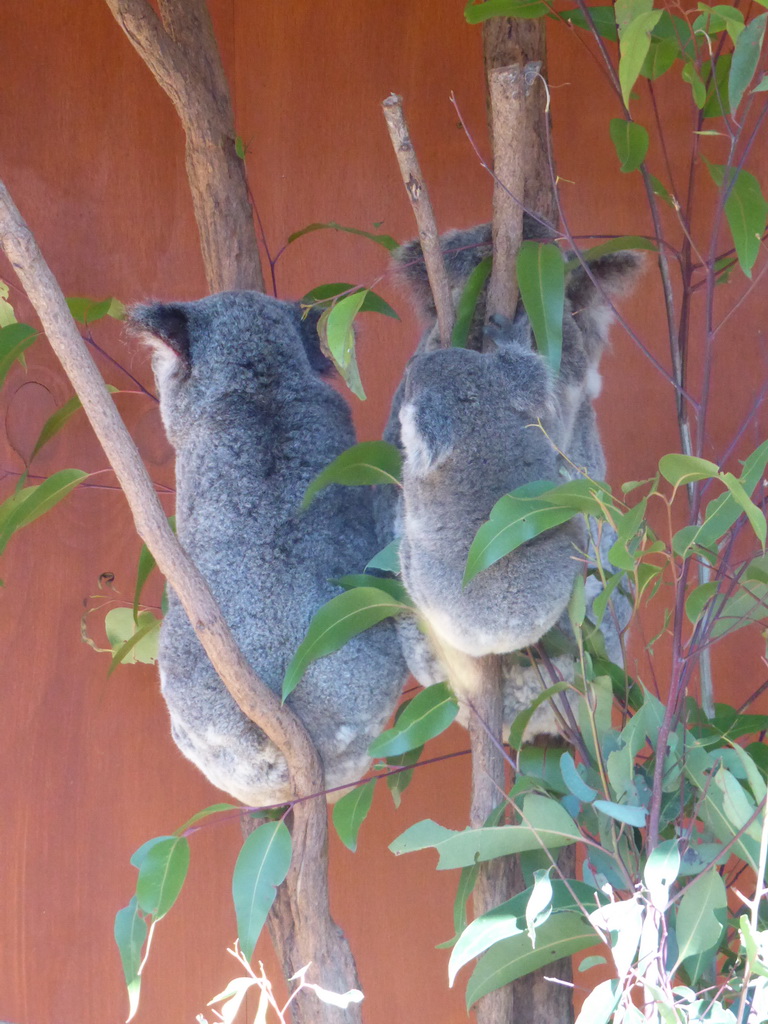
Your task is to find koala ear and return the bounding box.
[565,251,644,349]
[392,225,493,321]
[295,304,335,376]
[399,391,455,476]
[128,303,192,366]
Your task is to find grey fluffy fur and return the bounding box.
[376,223,639,738]
[131,290,407,806]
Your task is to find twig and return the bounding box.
[381,94,455,346]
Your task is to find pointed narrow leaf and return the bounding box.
[720,472,767,546]
[593,799,647,826]
[302,284,398,320]
[450,880,600,983]
[508,681,572,749]
[66,296,114,324]
[389,819,458,856]
[609,119,649,172]
[464,0,550,21]
[618,8,664,107]
[107,611,161,674]
[282,586,409,699]
[28,391,115,464]
[0,469,88,556]
[114,897,147,1023]
[303,441,402,508]
[466,912,597,1007]
[318,291,367,399]
[557,6,618,40]
[729,12,768,113]
[135,835,190,920]
[516,241,565,374]
[233,820,292,960]
[366,539,401,573]
[452,256,492,348]
[641,38,678,80]
[706,161,768,277]
[0,322,37,387]
[369,683,458,757]
[658,453,720,487]
[133,543,158,623]
[686,581,719,625]
[332,780,375,852]
[560,751,598,802]
[333,573,409,602]
[565,236,657,270]
[287,221,398,251]
[175,803,240,834]
[674,868,727,978]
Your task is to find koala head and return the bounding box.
[128,290,332,444]
[392,223,643,374]
[399,337,553,477]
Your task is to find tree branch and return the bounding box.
[103,0,263,293]
[382,94,455,346]
[0,179,361,1024]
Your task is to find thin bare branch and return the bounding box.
[382,93,455,346]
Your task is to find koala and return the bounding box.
[376,223,640,737]
[130,291,407,807]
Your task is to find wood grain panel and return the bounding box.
[0,2,765,1022]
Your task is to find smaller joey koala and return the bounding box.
[398,314,584,660]
[130,290,407,807]
[377,222,641,733]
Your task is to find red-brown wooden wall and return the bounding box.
[1,2,765,1022]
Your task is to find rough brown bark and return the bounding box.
[382,94,455,347]
[0,181,361,1024]
[103,0,264,294]
[483,17,557,226]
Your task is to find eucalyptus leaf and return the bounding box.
[332,780,375,852]
[369,683,458,758]
[452,255,491,349]
[114,897,147,1022]
[318,291,367,399]
[557,6,618,41]
[282,585,409,699]
[303,441,402,508]
[287,221,398,251]
[464,0,550,22]
[609,119,649,172]
[729,12,768,114]
[135,835,190,920]
[232,820,291,960]
[516,240,565,374]
[675,868,727,979]
[0,469,88,556]
[617,6,663,107]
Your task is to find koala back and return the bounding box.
[130,291,406,805]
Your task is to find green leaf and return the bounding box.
[516,241,565,375]
[644,839,680,909]
[720,471,767,546]
[0,468,88,556]
[560,750,598,802]
[557,6,618,41]
[318,291,367,400]
[609,119,649,173]
[754,73,768,92]
[114,897,147,1023]
[385,742,423,807]
[389,818,458,856]
[287,221,398,251]
[28,391,119,465]
[451,256,492,349]
[640,38,678,80]
[705,161,768,277]
[303,441,402,508]
[282,586,409,699]
[464,0,550,22]
[174,803,240,834]
[332,780,375,852]
[702,55,732,119]
[464,484,576,584]
[466,912,597,1007]
[66,296,114,324]
[302,283,399,320]
[333,573,410,603]
[682,61,707,108]
[650,175,674,206]
[234,135,246,159]
[0,322,37,387]
[729,12,768,114]
[369,683,458,758]
[686,581,719,625]
[674,868,727,979]
[508,681,572,749]
[658,453,720,487]
[232,821,291,961]
[710,577,768,639]
[135,836,190,920]
[574,979,621,1024]
[133,544,158,624]
[0,282,16,327]
[592,799,647,826]
[366,539,401,574]
[525,867,553,943]
[434,795,582,869]
[693,5,744,42]
[694,764,761,869]
[617,5,663,108]
[565,236,657,269]
[106,609,161,674]
[449,880,602,983]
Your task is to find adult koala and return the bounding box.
[131,292,407,806]
[376,221,639,737]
